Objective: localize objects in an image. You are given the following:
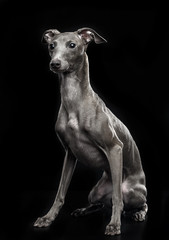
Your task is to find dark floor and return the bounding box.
[1,189,169,240]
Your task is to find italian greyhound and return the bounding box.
[34,27,148,235]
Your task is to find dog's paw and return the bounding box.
[71,208,86,217]
[33,216,54,228]
[105,224,121,236]
[132,203,148,222]
[71,203,104,217]
[133,210,146,222]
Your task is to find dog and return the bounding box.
[34,27,148,235]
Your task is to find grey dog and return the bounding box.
[34,27,148,235]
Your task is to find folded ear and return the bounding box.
[42,29,60,43]
[77,27,107,45]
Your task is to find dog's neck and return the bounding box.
[58,53,93,112]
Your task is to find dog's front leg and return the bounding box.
[34,149,77,227]
[104,143,123,236]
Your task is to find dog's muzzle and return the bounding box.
[50,60,61,71]
[50,59,70,73]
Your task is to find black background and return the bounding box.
[0,2,169,239]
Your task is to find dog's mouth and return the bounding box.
[50,67,67,73]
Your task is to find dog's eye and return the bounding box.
[49,43,55,50]
[69,42,76,48]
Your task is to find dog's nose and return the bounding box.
[50,60,61,69]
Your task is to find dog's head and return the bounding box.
[42,27,107,73]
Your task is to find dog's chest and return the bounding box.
[56,113,107,168]
[67,116,79,131]
[57,114,85,146]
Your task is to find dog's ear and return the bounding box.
[77,28,107,45]
[42,29,60,43]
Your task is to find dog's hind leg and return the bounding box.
[71,171,112,217]
[122,177,148,221]
[71,202,104,217]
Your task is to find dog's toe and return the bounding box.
[133,210,146,222]
[34,216,53,227]
[71,208,86,217]
[105,224,121,236]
